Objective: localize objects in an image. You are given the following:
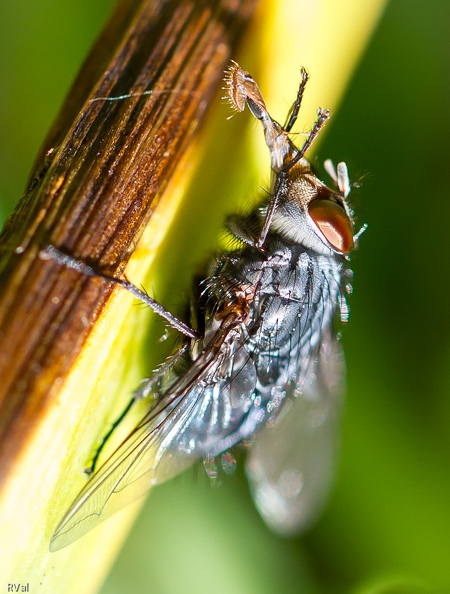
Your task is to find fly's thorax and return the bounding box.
[247,248,341,356]
[270,161,354,256]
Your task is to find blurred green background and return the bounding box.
[1,0,450,592]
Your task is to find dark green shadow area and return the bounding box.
[0,0,114,221]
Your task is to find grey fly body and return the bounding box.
[49,61,360,551]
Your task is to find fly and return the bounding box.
[48,61,360,551]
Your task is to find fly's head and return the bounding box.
[270,159,355,256]
[224,62,357,257]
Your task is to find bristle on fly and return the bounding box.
[223,60,268,117]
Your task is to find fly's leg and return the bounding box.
[254,108,330,249]
[283,67,309,132]
[40,245,198,339]
[285,108,330,171]
[39,245,197,472]
[86,342,189,474]
[224,62,330,250]
[255,172,286,250]
[132,342,189,400]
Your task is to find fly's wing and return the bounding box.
[50,324,241,552]
[245,330,344,535]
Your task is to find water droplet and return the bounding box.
[203,457,218,480]
[221,451,237,474]
[339,294,350,323]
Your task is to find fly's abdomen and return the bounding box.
[159,245,342,466]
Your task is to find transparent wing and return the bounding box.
[245,330,344,535]
[50,324,242,551]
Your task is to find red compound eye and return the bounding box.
[309,199,353,253]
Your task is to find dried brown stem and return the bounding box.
[0,0,256,478]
